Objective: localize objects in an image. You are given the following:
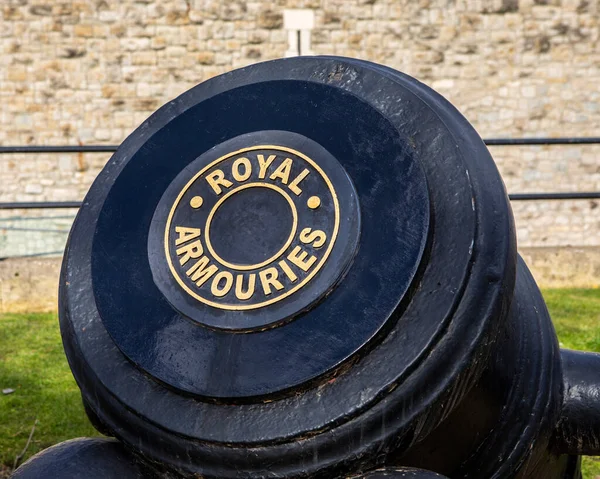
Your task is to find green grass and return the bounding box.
[546,289,600,352]
[0,312,99,476]
[0,289,599,476]
[544,289,600,478]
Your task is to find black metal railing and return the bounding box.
[484,137,600,146]
[0,201,82,209]
[1,137,600,154]
[0,137,598,260]
[0,138,599,209]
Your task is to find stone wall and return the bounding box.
[1,0,599,259]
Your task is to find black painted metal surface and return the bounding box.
[13,56,599,478]
[553,350,600,456]
[356,468,449,478]
[11,438,150,478]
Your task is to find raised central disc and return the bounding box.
[148,131,362,331]
[205,183,297,270]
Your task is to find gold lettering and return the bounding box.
[232,157,252,182]
[186,256,218,286]
[211,271,233,297]
[269,158,293,184]
[176,240,203,266]
[257,154,276,179]
[259,267,284,295]
[288,168,310,196]
[287,246,317,272]
[235,274,256,300]
[278,260,298,283]
[299,227,327,248]
[174,226,201,246]
[206,169,233,195]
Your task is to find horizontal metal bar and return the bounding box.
[0,145,118,153]
[0,193,599,210]
[0,226,70,233]
[0,201,82,209]
[0,250,64,261]
[1,138,600,154]
[0,215,76,221]
[508,192,600,201]
[485,137,600,146]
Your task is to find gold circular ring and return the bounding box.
[164,145,340,311]
[204,182,298,271]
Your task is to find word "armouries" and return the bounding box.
[173,225,326,301]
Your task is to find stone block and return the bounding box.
[74,24,94,37]
[132,51,156,65]
[24,183,43,194]
[196,51,215,65]
[257,10,283,29]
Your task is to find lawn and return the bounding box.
[0,312,99,478]
[1,289,599,477]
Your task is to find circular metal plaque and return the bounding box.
[149,131,360,330]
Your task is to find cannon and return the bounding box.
[13,56,600,478]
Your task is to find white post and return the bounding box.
[283,9,315,57]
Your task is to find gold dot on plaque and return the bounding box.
[307,196,321,209]
[190,196,203,209]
